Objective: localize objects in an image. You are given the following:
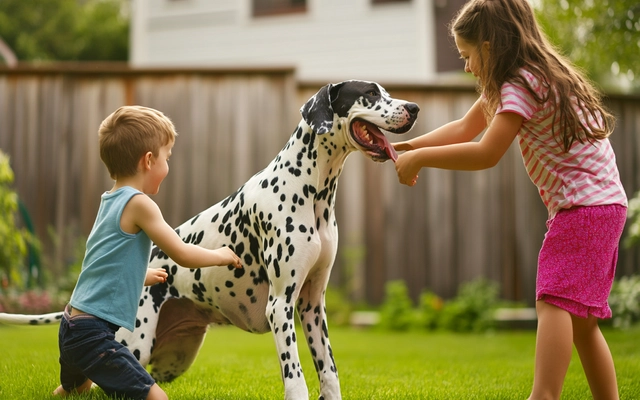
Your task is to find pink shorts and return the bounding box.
[536,204,627,319]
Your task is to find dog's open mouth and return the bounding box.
[350,119,398,162]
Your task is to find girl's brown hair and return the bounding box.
[451,0,615,152]
[99,106,177,179]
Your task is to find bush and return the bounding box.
[625,191,640,248]
[377,278,500,333]
[0,150,38,289]
[0,289,66,314]
[609,275,640,329]
[323,285,353,327]
[439,279,499,332]
[415,290,443,330]
[378,280,415,331]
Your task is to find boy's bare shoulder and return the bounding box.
[121,192,161,233]
[128,193,161,215]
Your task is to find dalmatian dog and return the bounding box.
[0,80,419,399]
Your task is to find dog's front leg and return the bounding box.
[267,282,309,399]
[297,276,341,400]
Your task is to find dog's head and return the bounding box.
[301,80,419,162]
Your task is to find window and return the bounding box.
[434,0,467,72]
[253,0,307,17]
[372,0,411,4]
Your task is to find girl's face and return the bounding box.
[454,33,489,80]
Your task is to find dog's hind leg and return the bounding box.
[116,285,163,367]
[149,297,211,382]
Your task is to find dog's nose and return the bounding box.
[404,103,420,117]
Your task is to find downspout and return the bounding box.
[0,36,17,67]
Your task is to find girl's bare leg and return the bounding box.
[571,314,619,400]
[53,379,93,396]
[528,301,573,400]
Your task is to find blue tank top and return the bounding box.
[70,186,151,331]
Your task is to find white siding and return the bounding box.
[131,0,437,84]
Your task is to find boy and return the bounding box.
[54,106,242,400]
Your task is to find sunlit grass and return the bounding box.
[1,324,639,399]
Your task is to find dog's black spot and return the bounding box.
[233,266,245,279]
[273,258,281,278]
[192,283,206,302]
[149,282,168,313]
[285,283,296,304]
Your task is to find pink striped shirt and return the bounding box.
[496,69,627,218]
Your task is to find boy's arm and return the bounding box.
[393,97,487,151]
[127,195,242,269]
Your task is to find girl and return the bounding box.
[394,0,627,399]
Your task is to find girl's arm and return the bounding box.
[393,97,487,151]
[126,195,242,269]
[395,110,523,186]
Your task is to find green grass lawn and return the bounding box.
[1,324,639,399]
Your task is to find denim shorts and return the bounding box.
[58,305,155,400]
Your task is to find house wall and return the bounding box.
[131,0,438,84]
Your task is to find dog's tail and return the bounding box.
[0,311,64,325]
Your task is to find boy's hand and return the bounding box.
[145,268,168,286]
[217,247,243,269]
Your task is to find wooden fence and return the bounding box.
[2,64,639,305]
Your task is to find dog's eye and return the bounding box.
[367,90,379,97]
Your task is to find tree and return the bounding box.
[0,0,129,62]
[535,0,640,92]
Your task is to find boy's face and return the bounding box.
[144,142,173,195]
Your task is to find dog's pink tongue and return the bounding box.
[385,143,398,162]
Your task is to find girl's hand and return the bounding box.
[145,268,168,286]
[395,150,420,187]
[216,247,243,269]
[392,141,414,152]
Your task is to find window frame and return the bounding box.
[252,0,307,17]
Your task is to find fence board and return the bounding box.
[1,66,639,306]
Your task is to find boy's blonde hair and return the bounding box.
[99,106,177,180]
[451,0,615,152]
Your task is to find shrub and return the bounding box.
[378,280,415,331]
[377,278,501,333]
[323,285,353,327]
[0,150,38,289]
[624,191,640,248]
[609,275,640,329]
[0,289,66,314]
[415,290,443,330]
[438,278,499,332]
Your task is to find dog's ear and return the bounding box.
[300,83,342,135]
